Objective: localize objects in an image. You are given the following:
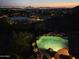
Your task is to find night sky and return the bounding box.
[0,0,79,8]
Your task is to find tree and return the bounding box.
[11,31,33,59]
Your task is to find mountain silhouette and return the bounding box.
[72,6,79,12]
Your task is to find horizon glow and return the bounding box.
[0,0,79,8]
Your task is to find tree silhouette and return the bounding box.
[11,31,33,59]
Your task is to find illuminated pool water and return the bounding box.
[36,35,68,51]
